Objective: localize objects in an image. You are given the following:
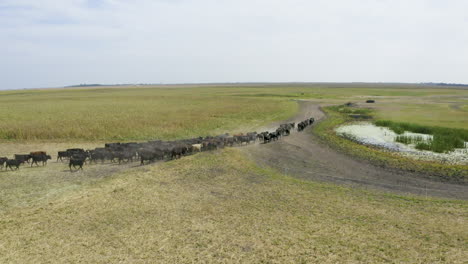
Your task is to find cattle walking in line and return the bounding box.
[4,116,314,171]
[297,117,315,132]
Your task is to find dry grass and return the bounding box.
[0,87,297,141]
[0,84,467,141]
[0,149,466,263]
[372,100,468,130]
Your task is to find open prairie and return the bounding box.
[1,84,467,142]
[0,84,467,263]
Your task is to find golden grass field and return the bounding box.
[0,84,467,142]
[1,149,466,263]
[0,84,467,263]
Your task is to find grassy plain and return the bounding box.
[0,84,467,142]
[1,149,466,263]
[0,86,297,141]
[0,84,467,263]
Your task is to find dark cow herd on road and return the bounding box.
[0,117,315,171]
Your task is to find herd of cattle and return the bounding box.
[0,117,315,171]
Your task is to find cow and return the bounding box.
[171,145,188,159]
[269,132,279,141]
[256,133,264,143]
[14,154,31,164]
[88,149,106,164]
[115,151,136,164]
[275,127,285,138]
[259,132,271,143]
[31,153,52,166]
[297,121,307,132]
[246,132,257,143]
[0,157,7,170]
[138,148,164,165]
[57,151,70,162]
[30,151,46,156]
[69,155,86,171]
[6,159,21,170]
[192,144,202,152]
[202,140,217,151]
[67,148,85,156]
[235,135,251,145]
[224,137,236,147]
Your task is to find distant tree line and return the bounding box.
[421,82,468,87]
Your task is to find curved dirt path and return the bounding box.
[242,101,468,200]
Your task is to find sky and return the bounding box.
[1,0,467,89]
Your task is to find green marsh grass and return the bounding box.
[395,135,428,145]
[375,120,468,153]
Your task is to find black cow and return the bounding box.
[69,155,86,171]
[6,159,21,170]
[297,121,306,132]
[270,132,280,141]
[246,132,257,143]
[202,140,218,151]
[115,151,135,164]
[14,154,32,164]
[260,132,271,143]
[57,151,70,162]
[31,154,52,166]
[171,145,188,159]
[0,157,7,170]
[138,149,164,165]
[224,137,236,147]
[88,148,112,164]
[235,135,251,145]
[276,127,285,138]
[67,148,85,156]
[256,133,265,143]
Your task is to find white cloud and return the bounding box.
[1,0,468,89]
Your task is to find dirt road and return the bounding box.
[242,101,468,200]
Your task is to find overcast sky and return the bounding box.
[1,0,467,89]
